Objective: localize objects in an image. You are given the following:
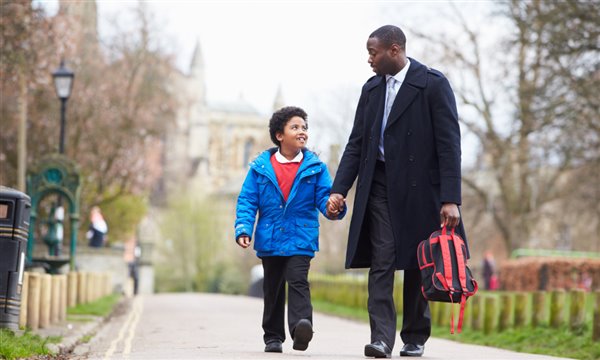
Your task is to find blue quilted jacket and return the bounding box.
[235,148,345,257]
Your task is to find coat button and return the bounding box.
[411,180,417,187]
[407,130,412,136]
[408,155,414,162]
[280,227,285,231]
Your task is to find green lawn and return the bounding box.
[313,299,600,360]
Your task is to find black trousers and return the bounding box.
[261,255,312,344]
[367,161,430,349]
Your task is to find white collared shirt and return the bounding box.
[386,58,410,93]
[275,149,303,163]
[379,59,411,161]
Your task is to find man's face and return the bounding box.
[367,37,397,76]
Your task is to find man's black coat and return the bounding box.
[331,58,468,270]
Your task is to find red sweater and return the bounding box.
[270,154,302,201]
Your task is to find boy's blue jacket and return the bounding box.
[235,148,346,257]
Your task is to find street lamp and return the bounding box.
[52,60,74,154]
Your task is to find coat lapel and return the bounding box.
[385,58,427,130]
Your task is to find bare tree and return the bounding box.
[0,2,178,241]
[408,1,600,252]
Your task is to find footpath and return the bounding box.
[40,293,573,359]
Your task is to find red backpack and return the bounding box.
[417,227,478,333]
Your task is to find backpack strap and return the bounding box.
[439,227,456,293]
[450,231,470,333]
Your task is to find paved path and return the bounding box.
[72,293,573,360]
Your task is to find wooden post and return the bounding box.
[569,289,586,332]
[59,275,67,322]
[471,295,483,331]
[484,296,497,334]
[439,303,451,327]
[463,299,472,329]
[498,293,513,331]
[531,291,546,327]
[19,272,29,328]
[550,290,566,328]
[429,301,440,325]
[78,272,87,304]
[39,274,52,328]
[514,292,528,327]
[50,275,60,324]
[87,272,95,302]
[593,291,600,342]
[67,272,78,307]
[26,273,41,330]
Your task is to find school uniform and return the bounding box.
[235,147,345,344]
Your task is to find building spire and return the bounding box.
[190,39,204,75]
[273,84,285,111]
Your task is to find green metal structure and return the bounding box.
[26,154,81,271]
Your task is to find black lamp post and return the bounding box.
[52,60,74,154]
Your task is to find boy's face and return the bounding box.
[276,116,308,153]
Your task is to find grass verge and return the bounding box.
[0,294,121,360]
[0,329,60,360]
[67,294,121,317]
[313,299,600,360]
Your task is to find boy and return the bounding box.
[235,106,345,353]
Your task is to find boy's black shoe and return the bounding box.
[264,340,283,353]
[292,319,313,351]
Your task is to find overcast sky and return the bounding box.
[38,0,496,163]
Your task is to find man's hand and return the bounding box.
[440,203,460,229]
[237,235,251,248]
[327,193,345,218]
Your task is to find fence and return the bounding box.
[18,271,113,331]
[310,273,600,341]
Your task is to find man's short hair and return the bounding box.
[269,106,308,146]
[369,25,406,50]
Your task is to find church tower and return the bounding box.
[273,85,285,111]
[189,39,206,106]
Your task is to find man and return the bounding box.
[327,25,467,358]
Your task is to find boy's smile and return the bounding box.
[276,116,308,159]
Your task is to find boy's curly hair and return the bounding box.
[269,106,308,146]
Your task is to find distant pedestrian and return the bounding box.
[87,206,108,247]
[234,106,346,353]
[482,251,497,290]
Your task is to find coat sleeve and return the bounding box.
[331,87,369,196]
[430,74,462,205]
[316,163,347,220]
[234,169,259,240]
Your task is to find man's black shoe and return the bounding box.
[400,343,424,357]
[292,319,313,351]
[264,340,282,353]
[364,340,392,358]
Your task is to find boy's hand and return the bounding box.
[237,235,251,248]
[327,193,346,218]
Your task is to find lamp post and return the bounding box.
[52,60,74,154]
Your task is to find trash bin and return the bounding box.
[0,186,31,330]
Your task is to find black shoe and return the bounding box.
[264,340,282,353]
[400,343,424,357]
[364,340,392,358]
[292,319,313,351]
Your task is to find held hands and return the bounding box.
[326,193,346,219]
[440,203,460,229]
[236,235,251,249]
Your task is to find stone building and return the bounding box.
[160,41,277,200]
